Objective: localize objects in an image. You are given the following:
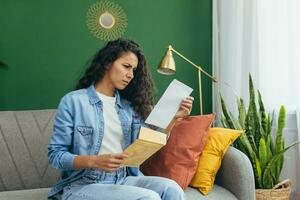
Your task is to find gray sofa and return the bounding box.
[0,110,255,200]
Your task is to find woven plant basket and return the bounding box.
[256,179,291,200]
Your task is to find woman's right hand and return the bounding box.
[89,153,128,172]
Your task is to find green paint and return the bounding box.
[0,0,212,114]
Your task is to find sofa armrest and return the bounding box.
[215,146,255,200]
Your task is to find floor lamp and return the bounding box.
[157,45,217,115]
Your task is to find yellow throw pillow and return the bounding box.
[190,127,242,195]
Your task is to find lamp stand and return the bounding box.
[198,70,203,115]
[171,47,216,115]
[158,45,217,115]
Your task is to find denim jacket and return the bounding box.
[47,85,146,198]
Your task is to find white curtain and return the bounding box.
[213,0,300,199]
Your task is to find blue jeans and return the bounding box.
[61,168,184,200]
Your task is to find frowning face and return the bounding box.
[105,51,138,90]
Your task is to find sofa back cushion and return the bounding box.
[0,110,59,191]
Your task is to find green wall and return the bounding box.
[0,0,212,114]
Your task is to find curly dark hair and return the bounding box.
[76,38,155,120]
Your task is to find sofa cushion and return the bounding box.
[141,114,215,189]
[0,186,237,200]
[190,128,242,195]
[185,186,238,200]
[0,188,50,200]
[0,110,59,192]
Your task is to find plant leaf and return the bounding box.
[220,94,235,129]
[258,90,267,133]
[238,97,246,129]
[246,74,261,153]
[259,137,267,173]
[262,140,300,187]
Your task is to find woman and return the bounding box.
[48,38,194,200]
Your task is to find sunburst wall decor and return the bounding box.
[86,0,127,41]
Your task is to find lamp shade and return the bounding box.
[157,48,176,75]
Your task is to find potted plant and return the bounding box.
[220,74,300,199]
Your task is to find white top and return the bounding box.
[97,91,123,155]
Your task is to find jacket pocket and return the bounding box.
[75,126,94,152]
[76,126,93,136]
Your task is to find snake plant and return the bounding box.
[220,74,300,189]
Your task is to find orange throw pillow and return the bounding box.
[140,114,215,189]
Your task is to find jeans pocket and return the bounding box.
[62,179,90,200]
[61,185,72,200]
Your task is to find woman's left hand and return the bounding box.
[174,96,194,120]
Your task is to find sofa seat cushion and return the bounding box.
[0,188,50,200]
[0,185,237,200]
[185,185,238,200]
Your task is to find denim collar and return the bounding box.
[87,85,123,108]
